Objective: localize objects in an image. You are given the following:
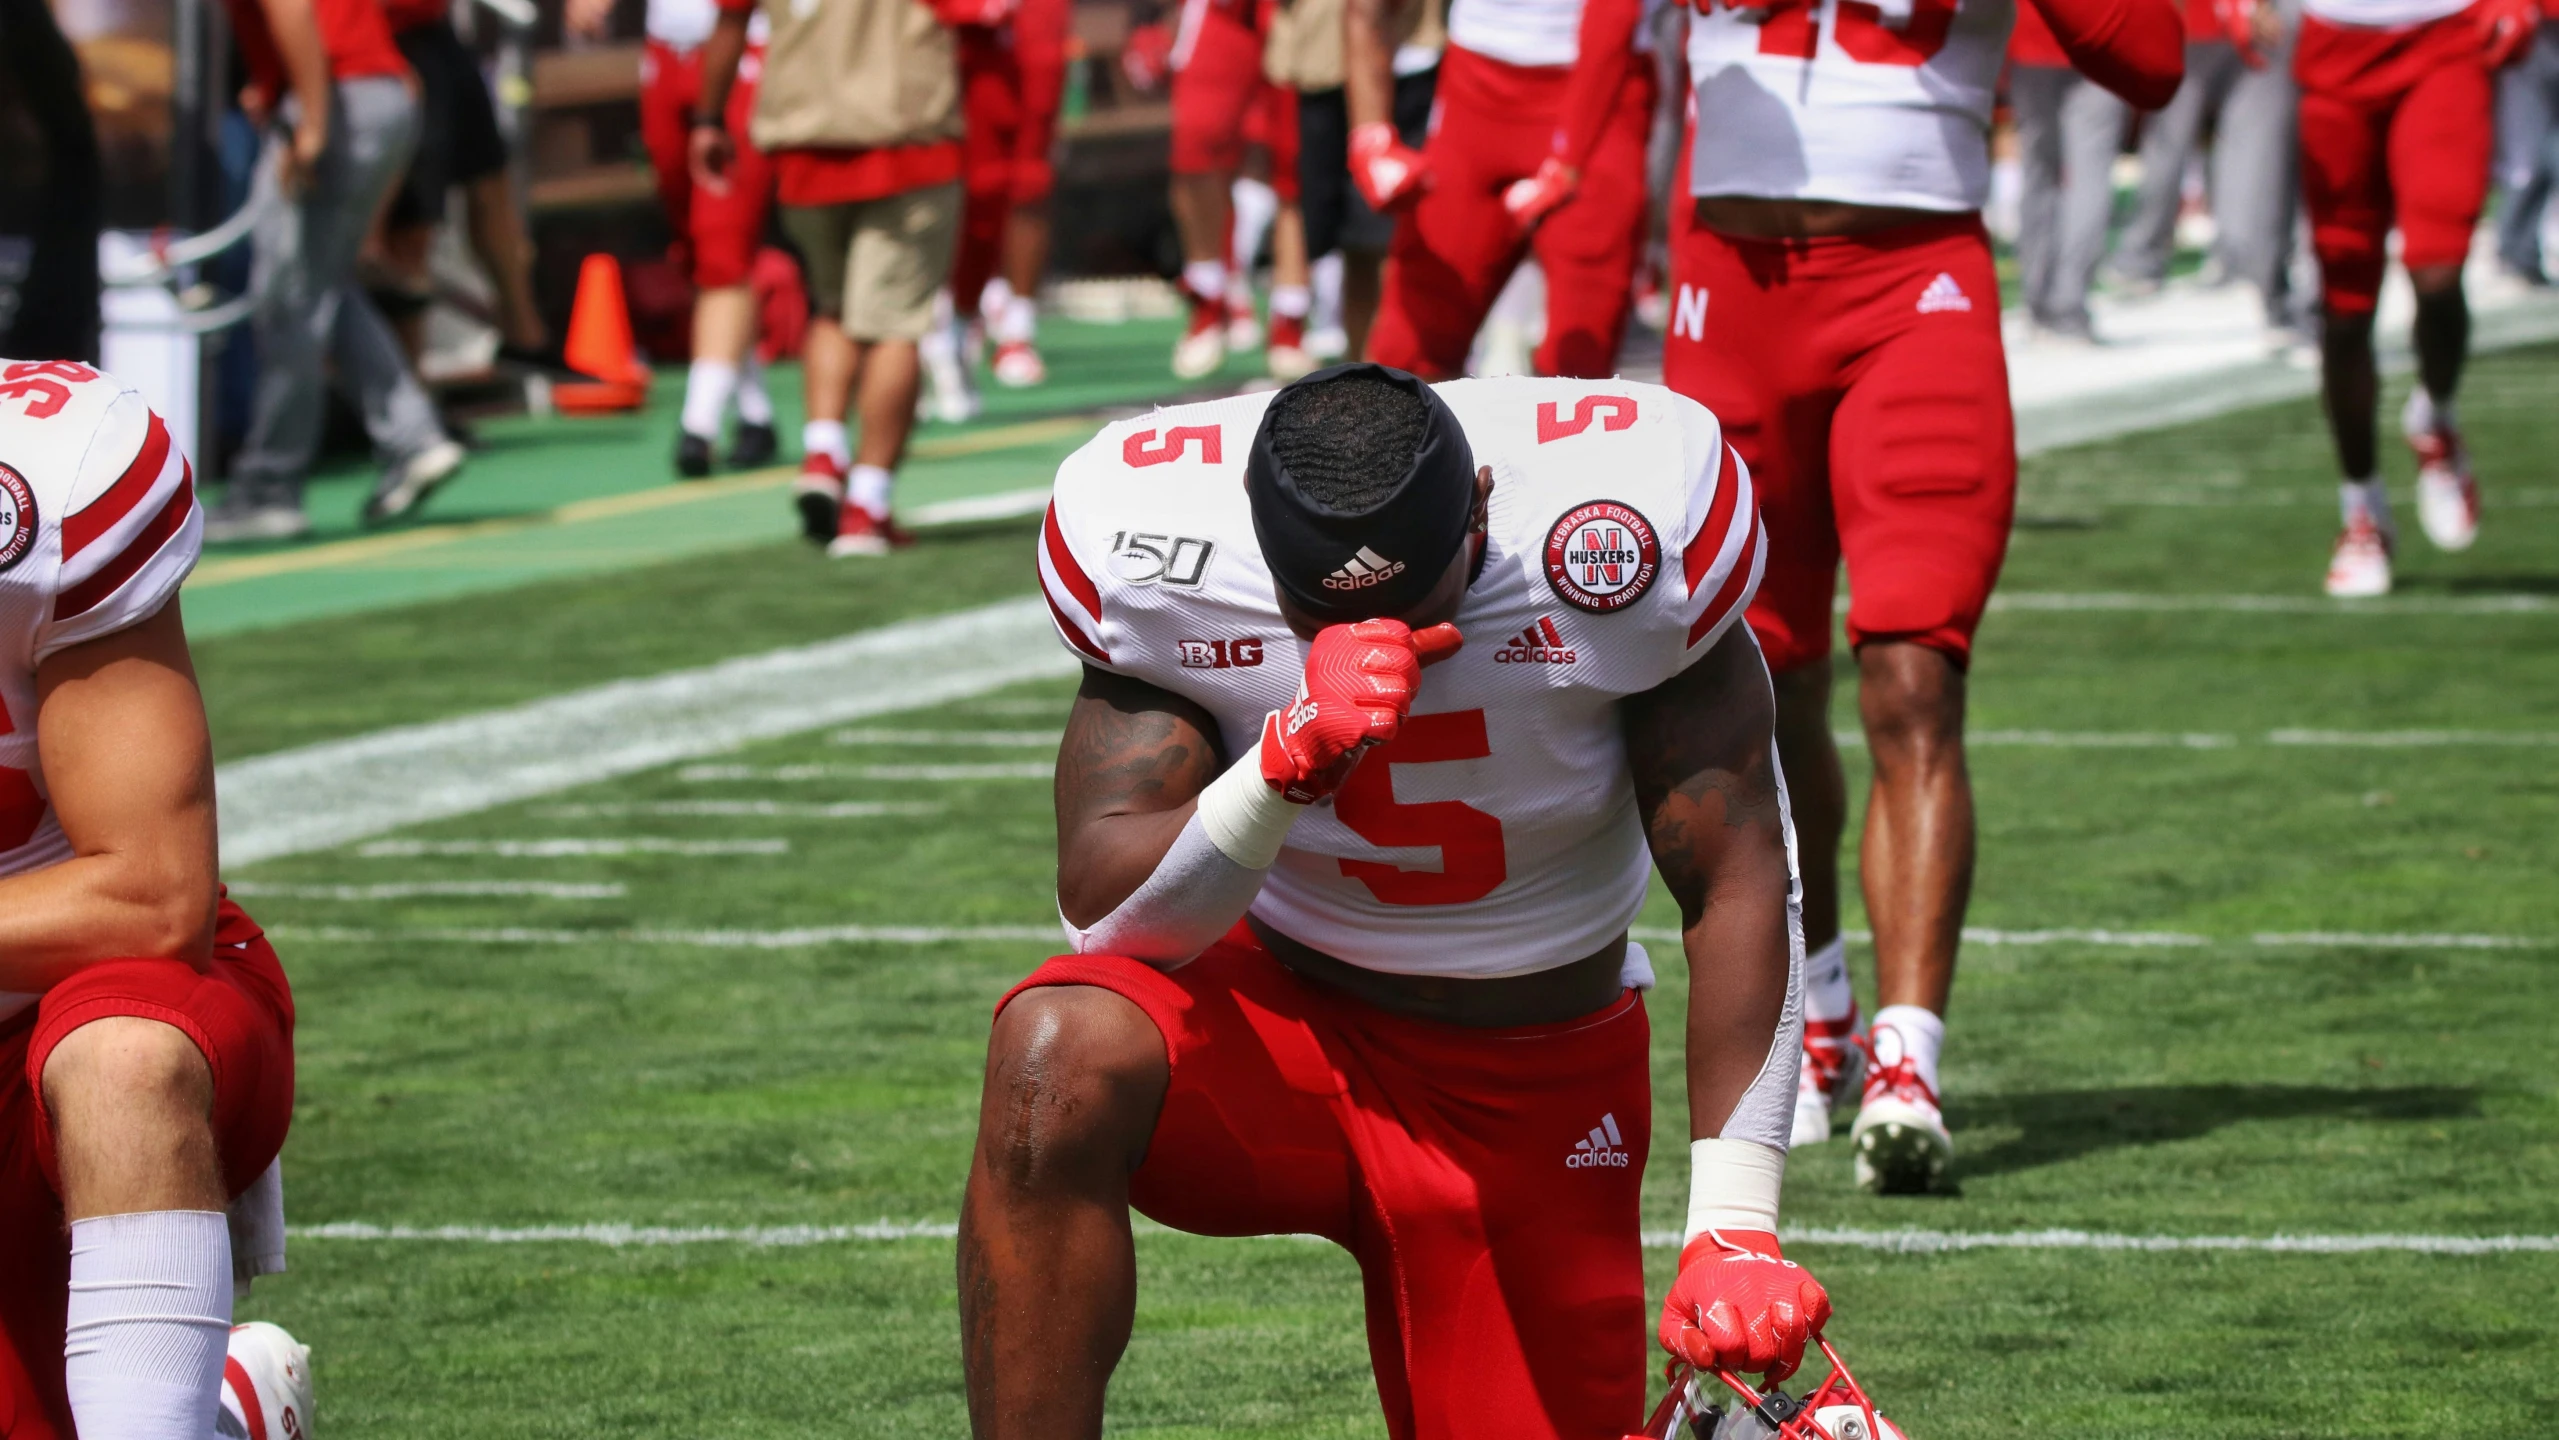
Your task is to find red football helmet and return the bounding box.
[1628,1338,1908,1440]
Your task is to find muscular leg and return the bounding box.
[959,986,1168,1440]
[44,1016,224,1218]
[1854,642,1973,1016]
[803,316,857,427]
[2318,303,2380,480]
[2408,261,2468,405]
[465,171,547,351]
[1771,661,1849,954]
[1172,171,1236,275]
[1342,248,1384,360]
[1001,202,1052,298]
[850,338,920,471]
[693,284,756,368]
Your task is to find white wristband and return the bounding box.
[1193,720,1304,870]
[1683,1137,1785,1245]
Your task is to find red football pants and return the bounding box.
[0,901,294,1440]
[2294,9,2494,315]
[639,39,774,290]
[954,11,1069,308]
[1367,43,1657,380]
[1663,214,2017,672]
[999,929,1652,1440]
[1170,0,1269,174]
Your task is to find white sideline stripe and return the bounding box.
[215,596,1075,865]
[1625,926,2545,950]
[828,728,1063,747]
[265,924,1063,948]
[678,764,1054,782]
[1975,591,2557,616]
[225,880,627,900]
[536,802,944,819]
[1835,728,2559,749]
[2267,728,2559,747]
[354,838,789,857]
[286,1220,2559,1256]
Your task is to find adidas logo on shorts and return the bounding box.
[1568,1112,1631,1168]
[1494,615,1576,665]
[1322,546,1406,592]
[1916,273,1972,314]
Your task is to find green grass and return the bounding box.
[213,348,2559,1436]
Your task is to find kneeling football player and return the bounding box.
[0,360,311,1440]
[962,364,1828,1439]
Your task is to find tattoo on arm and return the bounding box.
[1053,665,1228,924]
[1623,628,1784,926]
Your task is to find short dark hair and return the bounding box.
[1262,372,1429,515]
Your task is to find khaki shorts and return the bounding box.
[781,181,961,341]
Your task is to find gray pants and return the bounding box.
[232,76,444,507]
[2114,36,2302,325]
[2495,22,2559,277]
[2012,65,2129,333]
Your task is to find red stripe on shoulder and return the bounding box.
[63,411,172,561]
[1043,588,1111,663]
[1042,502,1103,623]
[1688,515,1762,649]
[1683,443,1743,597]
[55,468,193,623]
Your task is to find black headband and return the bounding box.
[1245,363,1476,625]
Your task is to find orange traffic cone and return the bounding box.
[554,253,651,414]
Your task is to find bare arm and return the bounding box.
[0,603,219,991]
[1623,624,1795,1141]
[1054,665,1228,928]
[565,0,618,38]
[1343,0,1402,129]
[255,0,334,182]
[687,7,754,189]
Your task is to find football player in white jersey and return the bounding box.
[0,360,310,1440]
[962,364,1827,1440]
[1635,0,2180,1191]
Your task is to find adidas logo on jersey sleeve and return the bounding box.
[1493,616,1575,665]
[1322,546,1406,592]
[1567,1112,1630,1168]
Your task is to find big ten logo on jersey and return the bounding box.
[0,359,99,420]
[1108,531,1216,587]
[1122,424,1223,468]
[1536,394,1638,444]
[1713,0,1959,64]
[1178,637,1266,669]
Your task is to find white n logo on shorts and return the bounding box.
[1567,1112,1631,1168]
[1673,285,1709,342]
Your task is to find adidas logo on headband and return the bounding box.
[1321,546,1407,592]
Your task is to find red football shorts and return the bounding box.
[1169,0,1268,174]
[1366,43,1658,380]
[1663,212,2016,673]
[954,16,1070,306]
[2294,9,2494,315]
[1242,80,1302,201]
[998,928,1652,1440]
[640,39,774,290]
[0,899,295,1440]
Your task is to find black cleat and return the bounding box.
[675,432,714,480]
[729,420,778,469]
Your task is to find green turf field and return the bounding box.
[199,347,2559,1438]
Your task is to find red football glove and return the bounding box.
[1349,123,1432,214]
[1259,619,1462,803]
[2476,0,2538,68]
[1658,1231,1832,1385]
[1502,157,1580,229]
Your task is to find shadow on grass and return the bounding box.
[1948,1083,2479,1181]
[2396,572,2559,596]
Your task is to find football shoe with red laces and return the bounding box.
[1171,290,1228,379]
[1850,1027,1951,1194]
[827,499,913,559]
[2325,512,2394,598]
[2406,416,2479,552]
[991,340,1047,388]
[1790,1006,1865,1147]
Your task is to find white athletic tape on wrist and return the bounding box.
[1684,1138,1785,1245]
[1194,720,1304,869]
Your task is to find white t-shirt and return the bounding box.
[0,361,203,1022]
[1687,0,2018,212]
[646,0,764,49]
[1037,377,1769,980]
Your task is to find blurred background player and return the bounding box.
[1232,77,1321,378]
[1164,0,1279,375]
[0,360,311,1440]
[693,0,966,555]
[2492,0,2558,284]
[573,0,784,478]
[2009,5,2133,342]
[1351,0,1657,377]
[1660,0,2179,1190]
[2299,0,2539,596]
[949,0,1073,390]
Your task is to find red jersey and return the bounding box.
[224,0,409,98]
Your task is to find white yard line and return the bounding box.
[535,801,943,819]
[225,881,628,900]
[353,838,789,857]
[1980,591,2556,615]
[676,762,1054,782]
[828,729,1063,747]
[1627,926,2545,950]
[216,597,1074,866]
[1833,729,2559,749]
[286,1219,2558,1255]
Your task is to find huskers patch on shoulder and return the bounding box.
[1543,501,1658,613]
[0,463,36,573]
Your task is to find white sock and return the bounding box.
[1181,260,1226,303]
[1270,284,1312,321]
[64,1211,233,1440]
[680,359,739,440]
[1230,176,1278,274]
[803,420,850,470]
[846,463,893,516]
[1226,267,1254,312]
[1868,1005,1945,1098]
[995,294,1037,347]
[2402,386,2455,438]
[1312,252,1344,330]
[735,354,774,426]
[2340,476,2390,529]
[978,276,1015,327]
[1801,936,1855,1027]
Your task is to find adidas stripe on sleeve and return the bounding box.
[33,385,203,663]
[1667,407,1766,660]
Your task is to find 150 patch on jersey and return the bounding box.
[1543,502,1657,612]
[1108,532,1215,587]
[0,463,36,573]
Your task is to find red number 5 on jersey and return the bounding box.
[1334,709,1508,906]
[1732,0,1956,65]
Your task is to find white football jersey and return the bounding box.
[1038,377,1766,980]
[0,361,202,1022]
[1449,0,1589,67]
[1686,0,2017,212]
[2300,0,2466,28]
